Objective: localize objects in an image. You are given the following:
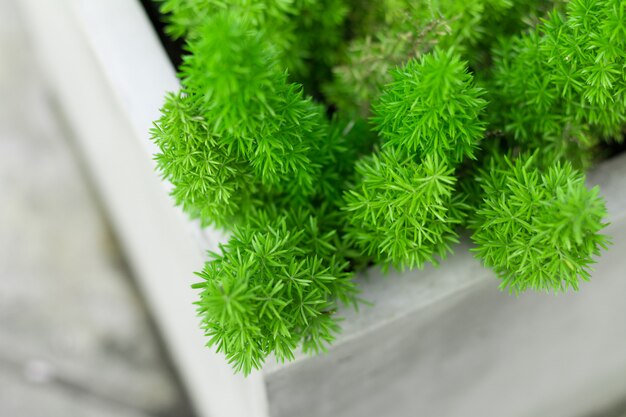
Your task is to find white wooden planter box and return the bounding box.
[19,1,626,416]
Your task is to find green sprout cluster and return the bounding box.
[153,5,367,373]
[152,0,623,373]
[489,0,626,167]
[470,154,609,292]
[194,208,357,373]
[159,0,349,91]
[324,0,559,116]
[344,49,486,270]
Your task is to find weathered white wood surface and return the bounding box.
[17,0,626,416]
[0,1,192,416]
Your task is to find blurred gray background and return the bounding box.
[0,0,194,415]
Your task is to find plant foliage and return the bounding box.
[470,154,609,293]
[194,208,357,373]
[152,0,622,373]
[489,0,626,167]
[343,49,486,270]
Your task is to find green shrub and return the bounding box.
[344,49,486,270]
[489,0,626,168]
[469,153,609,293]
[194,207,357,373]
[152,0,622,373]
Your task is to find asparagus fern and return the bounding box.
[151,0,622,373]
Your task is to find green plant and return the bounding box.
[343,49,485,270]
[152,0,622,373]
[159,0,349,92]
[194,207,358,373]
[153,6,367,374]
[488,0,626,168]
[324,0,560,116]
[469,153,609,292]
